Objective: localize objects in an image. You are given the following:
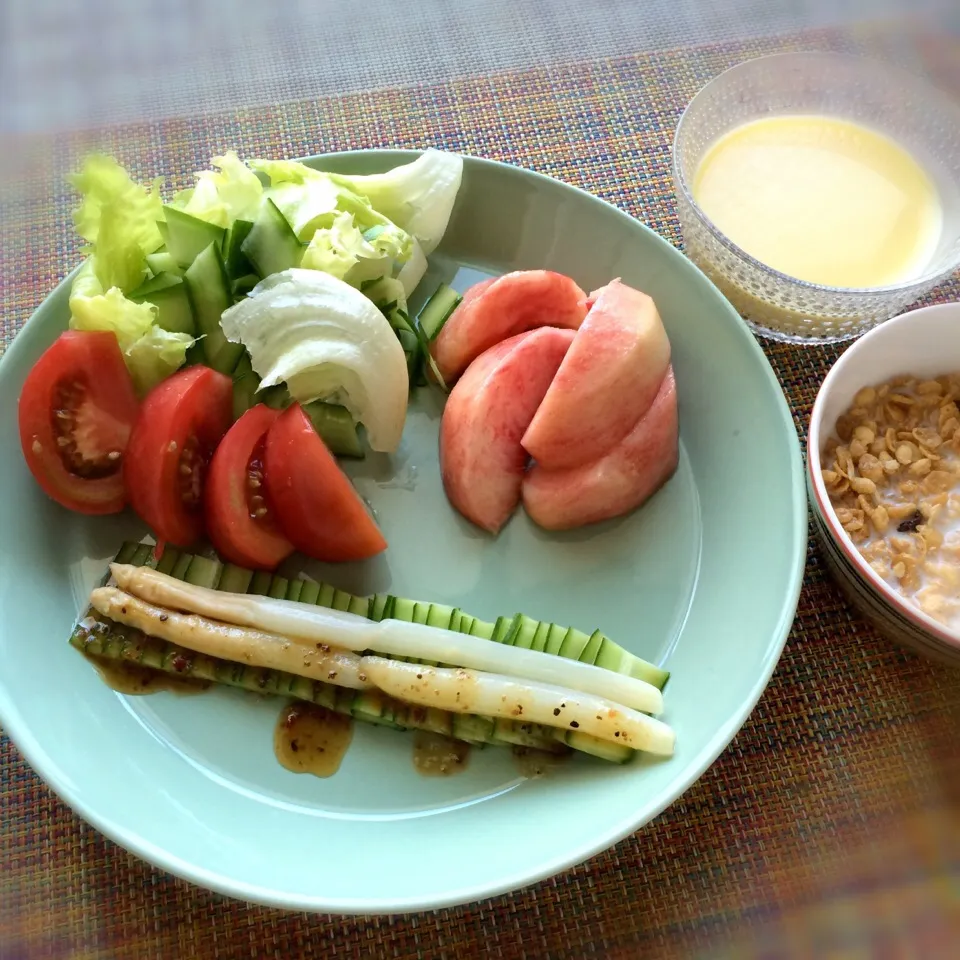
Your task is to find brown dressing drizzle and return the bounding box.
[88,656,210,696]
[412,731,471,776]
[511,745,570,779]
[274,702,353,778]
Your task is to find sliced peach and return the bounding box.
[431,270,587,383]
[521,279,671,470]
[522,367,679,531]
[439,327,576,533]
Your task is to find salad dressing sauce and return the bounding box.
[274,702,354,778]
[89,656,210,696]
[412,731,470,776]
[511,745,570,779]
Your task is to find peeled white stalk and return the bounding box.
[361,657,675,756]
[109,564,663,714]
[89,587,370,690]
[110,564,380,650]
[376,620,662,714]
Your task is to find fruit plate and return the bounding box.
[0,150,806,914]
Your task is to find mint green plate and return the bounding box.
[0,151,806,913]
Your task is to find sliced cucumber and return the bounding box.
[128,273,196,336]
[417,283,461,341]
[557,627,592,661]
[562,730,633,764]
[248,570,272,595]
[298,580,320,605]
[224,219,255,279]
[268,576,289,600]
[231,273,260,299]
[161,206,226,267]
[303,401,363,459]
[384,306,421,381]
[242,199,303,277]
[184,556,222,590]
[184,241,244,374]
[511,614,539,650]
[218,563,253,594]
[231,353,259,421]
[363,276,406,311]
[145,251,183,277]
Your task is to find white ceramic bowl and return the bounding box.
[808,301,960,663]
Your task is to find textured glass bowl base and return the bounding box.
[682,243,920,346]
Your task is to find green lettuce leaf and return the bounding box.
[68,154,166,294]
[172,150,264,228]
[251,157,412,260]
[68,260,157,353]
[125,326,195,395]
[69,154,165,252]
[329,149,463,254]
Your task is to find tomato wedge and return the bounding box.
[205,405,294,570]
[18,331,140,515]
[124,365,233,547]
[264,403,387,562]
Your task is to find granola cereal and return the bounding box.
[821,373,960,627]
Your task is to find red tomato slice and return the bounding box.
[124,365,233,547]
[264,403,387,562]
[18,331,140,515]
[205,405,294,570]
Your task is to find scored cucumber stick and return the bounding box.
[229,360,363,459]
[161,207,226,268]
[242,199,303,277]
[184,242,244,374]
[417,283,462,341]
[223,219,255,280]
[128,273,196,336]
[231,353,260,421]
[144,251,183,277]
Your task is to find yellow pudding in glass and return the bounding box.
[692,115,942,289]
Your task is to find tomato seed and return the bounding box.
[178,434,205,509]
[49,378,121,478]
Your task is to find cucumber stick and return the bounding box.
[223,219,255,280]
[145,251,183,277]
[184,242,244,374]
[228,356,363,458]
[417,283,461,341]
[241,199,303,277]
[161,206,226,267]
[128,273,196,336]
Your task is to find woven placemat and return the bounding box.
[2,22,960,960]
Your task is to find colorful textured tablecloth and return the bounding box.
[2,19,960,960]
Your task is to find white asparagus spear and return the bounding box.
[360,657,675,755]
[109,564,663,715]
[89,587,371,690]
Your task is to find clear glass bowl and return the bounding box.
[672,52,960,344]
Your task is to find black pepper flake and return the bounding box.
[553,707,561,716]
[569,720,579,728]
[897,510,924,533]
[416,673,423,680]
[290,740,299,753]
[614,731,620,738]
[120,606,127,615]
[159,614,168,622]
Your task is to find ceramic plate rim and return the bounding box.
[0,149,808,913]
